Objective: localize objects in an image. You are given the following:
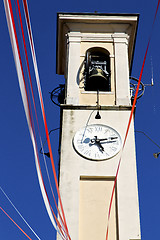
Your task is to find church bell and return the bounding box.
[84,48,110,91]
[88,68,109,91]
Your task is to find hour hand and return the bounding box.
[96,141,104,152]
[90,136,104,152]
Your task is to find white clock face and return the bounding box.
[73,124,122,161]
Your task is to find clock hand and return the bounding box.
[91,136,118,143]
[96,141,104,152]
[90,136,98,143]
[90,136,104,152]
[98,137,118,142]
[83,137,91,144]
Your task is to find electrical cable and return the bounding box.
[4,0,70,238]
[136,130,160,149]
[105,1,160,239]
[13,0,69,238]
[22,1,71,238]
[3,0,63,237]
[0,186,41,240]
[0,206,32,240]
[81,110,95,143]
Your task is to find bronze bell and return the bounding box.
[89,68,107,80]
[87,68,108,91]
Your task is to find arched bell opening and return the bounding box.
[84,47,111,91]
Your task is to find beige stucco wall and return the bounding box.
[58,107,141,240]
[79,177,117,240]
[57,13,140,240]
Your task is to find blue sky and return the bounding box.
[1,0,160,239]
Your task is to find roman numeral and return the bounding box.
[95,126,102,132]
[84,150,91,156]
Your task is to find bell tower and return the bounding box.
[56,13,141,240]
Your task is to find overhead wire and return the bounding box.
[22,0,71,239]
[5,0,160,239]
[0,186,41,240]
[3,0,65,239]
[105,0,160,239]
[0,206,32,240]
[3,0,70,239]
[38,127,69,238]
[14,0,67,237]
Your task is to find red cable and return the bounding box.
[0,206,32,240]
[6,1,66,238]
[22,1,71,239]
[12,0,70,237]
[14,0,67,234]
[106,1,160,239]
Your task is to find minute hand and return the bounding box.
[98,137,118,142]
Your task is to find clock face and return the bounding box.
[73,124,122,161]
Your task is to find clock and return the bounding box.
[73,124,122,161]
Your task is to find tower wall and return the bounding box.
[56,13,141,240]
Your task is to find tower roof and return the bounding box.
[56,12,139,75]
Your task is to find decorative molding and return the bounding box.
[67,32,81,43]
[58,13,139,23]
[60,104,133,111]
[112,33,129,45]
[81,33,113,42]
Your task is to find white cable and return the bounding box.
[40,140,67,239]
[0,186,41,240]
[3,1,68,239]
[3,0,57,232]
